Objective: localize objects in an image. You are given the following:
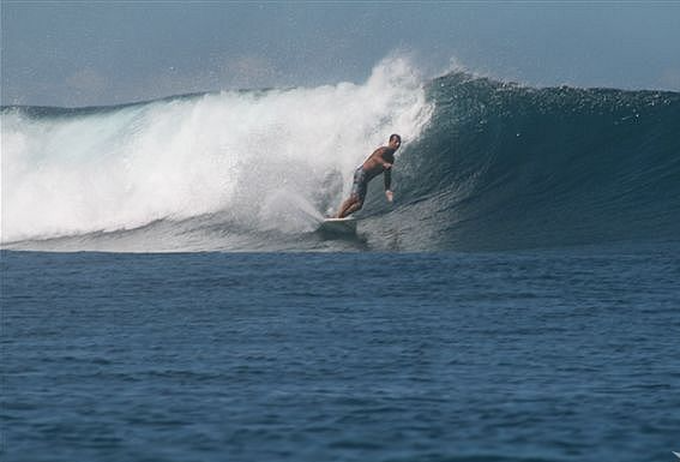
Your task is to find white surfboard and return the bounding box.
[318,217,358,234]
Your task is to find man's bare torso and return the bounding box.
[361,146,396,181]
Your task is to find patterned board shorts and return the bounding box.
[350,167,368,202]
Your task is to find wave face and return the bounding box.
[385,73,680,250]
[2,61,679,252]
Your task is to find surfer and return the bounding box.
[335,134,401,218]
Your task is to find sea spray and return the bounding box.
[1,57,432,243]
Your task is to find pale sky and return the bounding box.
[2,1,680,107]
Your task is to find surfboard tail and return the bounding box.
[318,218,357,234]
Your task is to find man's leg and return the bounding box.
[336,197,355,218]
[337,196,363,218]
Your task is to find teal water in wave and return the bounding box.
[394,74,680,250]
[3,246,679,462]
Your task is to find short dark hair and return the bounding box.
[389,134,401,143]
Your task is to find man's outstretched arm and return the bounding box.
[384,169,393,202]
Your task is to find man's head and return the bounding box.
[388,134,402,150]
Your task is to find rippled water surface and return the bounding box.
[2,246,679,462]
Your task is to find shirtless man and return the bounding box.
[335,134,401,218]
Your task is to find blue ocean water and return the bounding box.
[2,245,679,462]
[3,62,680,460]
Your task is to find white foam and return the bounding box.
[1,56,433,243]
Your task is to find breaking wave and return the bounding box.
[2,58,679,251]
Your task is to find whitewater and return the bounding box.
[2,58,432,248]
